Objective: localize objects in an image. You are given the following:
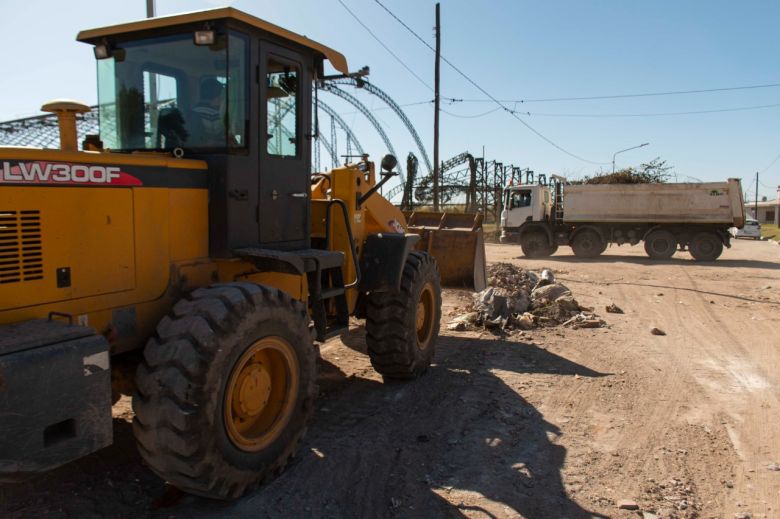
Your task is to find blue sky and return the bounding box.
[1,0,778,200]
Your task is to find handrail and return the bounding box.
[324,199,361,288]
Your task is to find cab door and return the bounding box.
[506,188,535,226]
[258,42,310,249]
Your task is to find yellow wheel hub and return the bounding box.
[224,336,299,452]
[416,283,435,350]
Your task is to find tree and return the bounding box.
[581,157,673,184]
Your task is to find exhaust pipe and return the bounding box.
[41,100,91,151]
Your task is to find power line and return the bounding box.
[444,82,780,104]
[440,106,502,119]
[336,0,432,91]
[337,99,433,117]
[760,152,780,174]
[373,0,607,165]
[510,102,780,118]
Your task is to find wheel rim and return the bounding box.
[698,237,715,255]
[578,233,599,254]
[416,283,435,350]
[652,238,670,254]
[224,336,299,452]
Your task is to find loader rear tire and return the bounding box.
[365,251,441,379]
[132,283,316,500]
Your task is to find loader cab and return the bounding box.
[78,8,349,254]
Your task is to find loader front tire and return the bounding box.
[365,251,441,379]
[133,283,316,500]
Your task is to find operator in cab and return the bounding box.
[188,77,226,147]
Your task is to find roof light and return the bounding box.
[93,43,111,60]
[194,30,215,46]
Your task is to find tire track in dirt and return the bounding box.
[674,267,780,516]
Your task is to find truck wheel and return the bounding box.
[644,230,677,259]
[572,230,603,258]
[689,232,723,261]
[521,230,554,257]
[366,251,441,379]
[133,283,316,499]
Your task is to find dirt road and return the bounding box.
[2,239,778,518]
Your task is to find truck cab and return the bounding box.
[500,184,551,239]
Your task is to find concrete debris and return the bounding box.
[517,312,535,330]
[617,499,639,510]
[487,262,536,293]
[562,312,606,329]
[531,283,572,303]
[605,303,624,314]
[533,268,556,290]
[650,327,667,336]
[449,265,605,332]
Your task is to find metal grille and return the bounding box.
[0,210,43,284]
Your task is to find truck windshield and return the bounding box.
[96,31,248,152]
[509,190,532,208]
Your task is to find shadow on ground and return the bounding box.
[186,332,608,518]
[2,332,609,519]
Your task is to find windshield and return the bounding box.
[96,31,248,152]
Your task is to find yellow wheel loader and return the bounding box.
[0,8,485,499]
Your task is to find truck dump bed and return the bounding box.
[563,179,745,226]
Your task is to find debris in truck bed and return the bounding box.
[451,264,604,332]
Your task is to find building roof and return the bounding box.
[745,199,778,208]
[76,7,349,74]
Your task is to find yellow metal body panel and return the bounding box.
[0,147,208,170]
[76,7,349,75]
[310,163,406,312]
[217,261,305,301]
[169,189,209,261]
[0,147,317,354]
[0,148,219,354]
[4,187,136,306]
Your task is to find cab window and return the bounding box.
[510,190,533,209]
[265,58,299,157]
[96,29,249,152]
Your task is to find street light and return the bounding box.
[612,142,649,174]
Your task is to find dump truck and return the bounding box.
[0,7,486,499]
[500,177,745,261]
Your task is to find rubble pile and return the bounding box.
[448,263,605,333]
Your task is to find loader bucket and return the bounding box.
[403,211,487,291]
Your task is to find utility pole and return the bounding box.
[432,3,441,211]
[146,0,155,18]
[755,171,759,220]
